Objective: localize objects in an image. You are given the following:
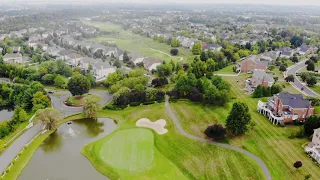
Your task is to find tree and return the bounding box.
[36,108,62,131]
[292,56,299,63]
[73,67,82,74]
[176,73,197,96]
[56,59,72,77]
[307,62,315,71]
[151,77,168,87]
[42,74,56,85]
[105,70,123,87]
[192,41,202,55]
[204,124,226,141]
[171,38,180,47]
[191,61,207,78]
[170,48,179,56]
[83,95,100,119]
[306,76,317,87]
[32,91,51,112]
[285,75,295,82]
[304,116,320,136]
[123,51,130,62]
[113,59,121,68]
[200,51,208,62]
[156,64,172,77]
[12,106,28,123]
[293,161,303,169]
[54,75,66,88]
[279,65,287,72]
[226,102,251,136]
[67,74,91,96]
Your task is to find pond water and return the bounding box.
[18,118,117,180]
[0,106,14,122]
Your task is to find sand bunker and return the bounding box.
[136,118,168,135]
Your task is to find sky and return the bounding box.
[1,0,320,6]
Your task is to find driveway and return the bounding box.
[286,60,319,97]
[164,96,272,180]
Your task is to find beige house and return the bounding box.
[305,128,320,164]
[3,53,23,63]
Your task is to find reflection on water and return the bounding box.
[18,118,116,180]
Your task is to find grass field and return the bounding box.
[82,103,264,180]
[171,75,320,180]
[84,128,188,179]
[83,21,194,63]
[214,64,237,74]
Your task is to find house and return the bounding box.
[0,47,3,54]
[57,49,73,60]
[257,92,314,125]
[92,62,116,80]
[206,43,222,51]
[45,47,63,57]
[298,45,318,55]
[236,55,268,73]
[3,53,23,63]
[279,47,293,58]
[79,57,102,71]
[250,70,275,88]
[143,57,163,71]
[66,53,83,67]
[305,127,320,164]
[260,51,280,63]
[12,46,21,53]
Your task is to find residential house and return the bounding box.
[92,62,116,80]
[206,43,222,51]
[45,47,63,57]
[305,127,320,164]
[260,51,280,64]
[237,55,268,73]
[65,53,83,68]
[250,70,275,88]
[57,50,73,60]
[257,92,314,125]
[143,57,163,71]
[0,47,3,54]
[79,57,103,71]
[279,47,293,58]
[12,46,21,53]
[298,45,318,55]
[3,53,23,63]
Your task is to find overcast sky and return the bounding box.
[2,0,320,6]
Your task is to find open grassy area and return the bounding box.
[171,75,320,180]
[310,85,320,94]
[84,128,188,180]
[214,64,237,74]
[84,21,194,63]
[65,94,92,106]
[82,103,264,180]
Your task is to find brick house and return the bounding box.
[236,55,268,73]
[305,128,320,164]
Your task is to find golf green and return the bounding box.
[99,128,154,172]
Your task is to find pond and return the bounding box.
[0,106,14,122]
[18,118,117,180]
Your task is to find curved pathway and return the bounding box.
[149,47,184,61]
[164,96,272,180]
[286,60,319,97]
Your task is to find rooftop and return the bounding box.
[278,92,311,109]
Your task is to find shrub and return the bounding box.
[143,101,155,105]
[279,123,285,127]
[130,102,141,106]
[204,124,226,141]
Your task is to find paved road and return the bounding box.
[0,90,113,174]
[0,123,41,174]
[164,96,272,180]
[286,60,319,97]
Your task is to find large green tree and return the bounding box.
[36,108,62,131]
[226,102,251,135]
[67,74,91,96]
[83,95,100,119]
[192,41,202,55]
[32,91,51,112]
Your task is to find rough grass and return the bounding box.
[83,21,193,63]
[214,64,237,74]
[83,104,264,180]
[171,75,320,180]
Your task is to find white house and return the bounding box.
[3,53,23,63]
[92,62,116,80]
[143,57,163,71]
[79,57,102,71]
[305,127,320,164]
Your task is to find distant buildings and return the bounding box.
[3,53,23,63]
[305,128,320,164]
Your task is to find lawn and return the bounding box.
[83,21,123,32]
[82,103,264,180]
[84,128,188,180]
[65,94,92,106]
[214,64,237,74]
[171,75,320,180]
[310,85,320,95]
[83,21,194,63]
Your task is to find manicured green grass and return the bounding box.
[310,85,320,95]
[315,106,320,115]
[85,128,188,180]
[83,104,264,180]
[171,75,320,180]
[84,21,193,63]
[214,64,237,74]
[65,94,92,106]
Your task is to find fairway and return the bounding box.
[99,129,154,172]
[83,21,193,62]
